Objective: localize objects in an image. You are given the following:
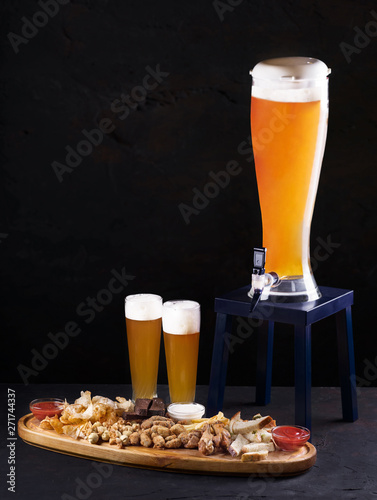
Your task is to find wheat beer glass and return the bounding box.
[125,294,162,400]
[163,300,200,403]
[250,57,330,301]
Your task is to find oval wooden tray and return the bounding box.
[18,414,316,476]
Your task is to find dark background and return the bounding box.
[1,0,376,390]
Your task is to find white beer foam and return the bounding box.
[163,300,200,335]
[125,294,162,321]
[251,57,330,81]
[251,57,330,102]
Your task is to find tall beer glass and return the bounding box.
[125,294,162,401]
[250,57,330,301]
[163,300,200,403]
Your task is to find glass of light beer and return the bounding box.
[125,294,162,401]
[162,300,200,403]
[250,57,330,301]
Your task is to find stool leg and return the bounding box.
[256,321,274,405]
[336,306,358,421]
[295,325,312,431]
[207,313,233,415]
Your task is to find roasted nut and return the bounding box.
[141,416,172,430]
[165,435,175,442]
[109,432,117,441]
[140,419,153,430]
[152,435,165,449]
[129,432,140,445]
[151,425,171,438]
[88,432,99,444]
[120,434,130,445]
[179,432,189,445]
[170,424,186,435]
[101,430,110,441]
[140,431,152,448]
[165,437,182,449]
[154,420,173,428]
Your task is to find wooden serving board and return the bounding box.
[18,414,316,476]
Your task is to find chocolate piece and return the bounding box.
[123,398,166,420]
[122,412,147,421]
[148,398,166,416]
[135,398,152,416]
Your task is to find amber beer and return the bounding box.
[163,300,200,403]
[125,294,162,400]
[250,57,330,301]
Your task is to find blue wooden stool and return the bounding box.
[207,286,358,430]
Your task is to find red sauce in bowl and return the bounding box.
[272,425,310,451]
[30,398,65,421]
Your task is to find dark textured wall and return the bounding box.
[1,0,376,389]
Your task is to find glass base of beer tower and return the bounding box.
[267,274,321,303]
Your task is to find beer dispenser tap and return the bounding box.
[248,247,279,313]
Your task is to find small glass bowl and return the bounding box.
[167,403,205,422]
[271,425,310,451]
[30,398,65,421]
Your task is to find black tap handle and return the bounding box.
[253,247,266,275]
